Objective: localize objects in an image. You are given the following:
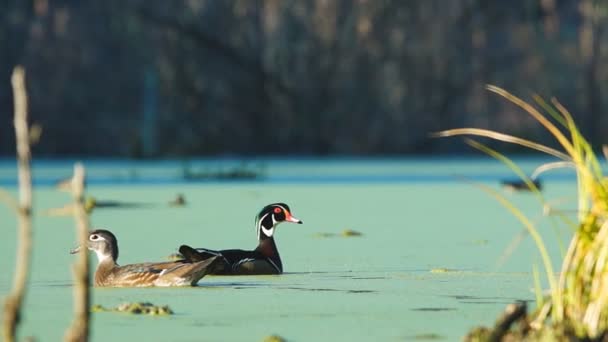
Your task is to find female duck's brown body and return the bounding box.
[179,203,302,275]
[71,229,218,287]
[92,258,216,287]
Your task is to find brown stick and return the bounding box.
[488,301,527,341]
[64,163,91,342]
[2,66,33,342]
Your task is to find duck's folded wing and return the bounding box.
[217,249,261,265]
[179,246,267,274]
[154,257,219,286]
[111,262,170,286]
[179,245,225,262]
[114,259,219,286]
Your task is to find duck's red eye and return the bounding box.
[273,207,282,214]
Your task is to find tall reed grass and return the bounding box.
[435,86,608,339]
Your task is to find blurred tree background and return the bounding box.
[0,0,606,157]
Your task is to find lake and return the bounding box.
[0,157,579,341]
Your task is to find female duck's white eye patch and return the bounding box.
[90,234,98,241]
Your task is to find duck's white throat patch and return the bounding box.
[261,225,274,237]
[257,212,277,239]
[93,249,112,264]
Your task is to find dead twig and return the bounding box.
[64,163,91,342]
[488,301,528,341]
[2,66,34,342]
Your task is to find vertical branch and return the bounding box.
[2,66,33,342]
[64,163,90,342]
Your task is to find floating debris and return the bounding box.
[45,196,150,216]
[313,229,363,238]
[411,307,457,312]
[92,302,173,316]
[500,179,542,192]
[43,197,96,216]
[408,333,444,340]
[91,305,105,313]
[429,268,460,274]
[169,193,187,207]
[182,162,265,181]
[341,229,363,237]
[262,335,287,342]
[313,232,336,238]
[85,196,152,212]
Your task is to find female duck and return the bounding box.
[71,229,218,287]
[179,203,303,275]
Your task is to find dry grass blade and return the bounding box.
[432,128,570,160]
[467,138,568,271]
[465,138,543,195]
[533,95,568,129]
[485,85,576,157]
[495,229,528,269]
[472,180,562,321]
[572,219,608,336]
[550,98,607,222]
[553,98,603,178]
[533,264,544,308]
[530,161,576,180]
[444,87,608,338]
[551,98,578,133]
[3,66,33,342]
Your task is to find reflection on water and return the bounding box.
[0,159,576,341]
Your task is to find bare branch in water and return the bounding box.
[64,163,91,342]
[3,66,34,342]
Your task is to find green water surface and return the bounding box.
[0,159,577,341]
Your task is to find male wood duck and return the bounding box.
[179,203,303,275]
[70,229,218,287]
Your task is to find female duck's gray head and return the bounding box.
[255,203,302,240]
[70,229,119,263]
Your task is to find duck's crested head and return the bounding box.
[256,203,303,239]
[70,228,119,263]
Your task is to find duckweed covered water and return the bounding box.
[0,158,577,341]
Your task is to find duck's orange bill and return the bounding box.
[285,212,303,224]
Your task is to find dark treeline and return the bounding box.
[0,0,606,157]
